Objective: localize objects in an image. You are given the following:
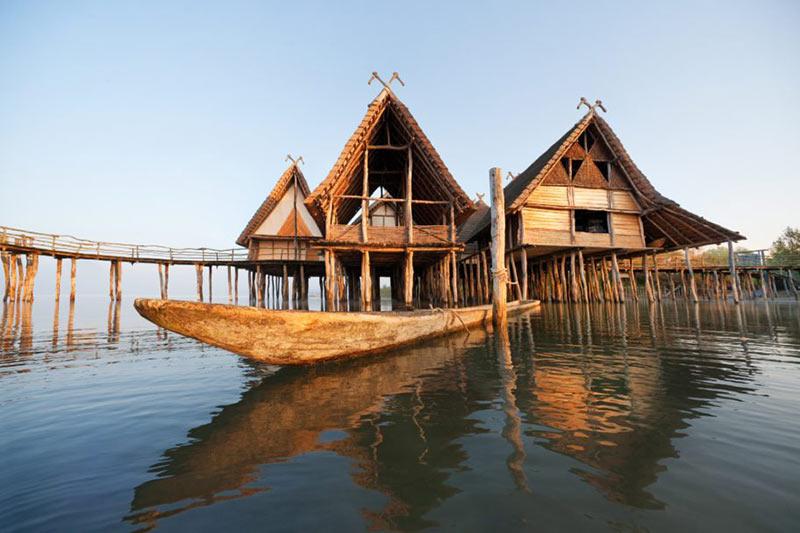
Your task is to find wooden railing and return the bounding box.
[0,225,249,264]
[327,224,451,245]
[623,250,798,269]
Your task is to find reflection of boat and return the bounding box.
[133,298,539,365]
[126,332,488,529]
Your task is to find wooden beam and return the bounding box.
[362,149,369,243]
[406,145,413,243]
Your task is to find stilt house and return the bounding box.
[460,107,744,302]
[237,160,323,262]
[305,87,474,310]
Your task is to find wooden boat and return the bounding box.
[133,298,540,365]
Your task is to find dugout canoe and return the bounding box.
[133,298,540,365]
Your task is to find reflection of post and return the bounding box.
[20,302,33,354]
[495,327,530,492]
[69,258,77,302]
[51,298,60,349]
[67,299,76,350]
[490,167,507,327]
[727,241,740,304]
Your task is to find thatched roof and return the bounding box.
[236,163,312,247]
[460,111,744,250]
[305,88,474,227]
[457,198,489,243]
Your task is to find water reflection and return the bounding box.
[126,332,488,530]
[119,301,800,530]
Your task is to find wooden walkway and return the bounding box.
[0,225,296,305]
[0,225,248,265]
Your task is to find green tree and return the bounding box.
[768,227,800,266]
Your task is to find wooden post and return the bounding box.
[759,269,769,300]
[115,260,122,301]
[325,250,336,310]
[559,255,568,302]
[205,265,212,303]
[282,264,289,309]
[727,241,740,304]
[520,249,528,301]
[54,258,63,303]
[508,252,522,302]
[653,253,662,301]
[490,167,507,326]
[406,145,413,243]
[22,254,39,302]
[577,250,588,303]
[227,266,232,303]
[234,267,239,304]
[627,258,638,301]
[158,264,165,299]
[362,149,369,243]
[569,252,579,302]
[684,248,699,303]
[480,250,489,304]
[6,254,15,301]
[611,253,624,302]
[195,264,204,302]
[299,265,306,307]
[450,251,458,307]
[109,261,116,300]
[404,251,414,309]
[14,255,23,301]
[69,258,77,302]
[643,254,655,302]
[1,253,9,302]
[361,251,371,311]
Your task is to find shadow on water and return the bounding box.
[112,300,800,531]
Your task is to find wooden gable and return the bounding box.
[236,163,322,246]
[305,89,474,228]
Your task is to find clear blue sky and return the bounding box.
[1,0,798,255]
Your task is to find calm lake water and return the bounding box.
[1,297,799,532]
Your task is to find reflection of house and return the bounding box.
[125,334,482,531]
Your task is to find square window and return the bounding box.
[574,210,609,233]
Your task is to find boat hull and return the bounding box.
[133,299,540,365]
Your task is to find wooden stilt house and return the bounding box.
[237,160,323,307]
[460,107,744,302]
[237,160,322,260]
[305,87,474,310]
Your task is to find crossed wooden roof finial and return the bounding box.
[507,171,517,181]
[368,71,405,93]
[577,97,607,113]
[285,154,304,166]
[475,193,485,204]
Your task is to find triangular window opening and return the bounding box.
[580,130,595,153]
[570,159,583,179]
[596,161,611,181]
[560,157,583,180]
